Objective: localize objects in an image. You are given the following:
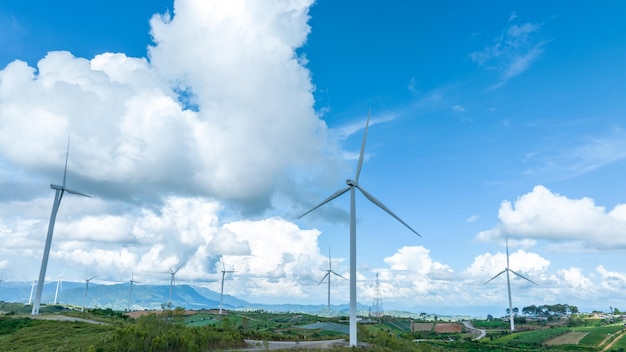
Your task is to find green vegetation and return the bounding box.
[2,301,626,351]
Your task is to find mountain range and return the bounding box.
[0,281,355,316]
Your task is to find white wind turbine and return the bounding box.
[32,138,91,316]
[299,111,420,346]
[319,247,347,317]
[81,276,95,312]
[484,236,538,331]
[53,269,65,305]
[219,258,235,315]
[128,271,139,311]
[168,264,184,306]
[28,279,37,305]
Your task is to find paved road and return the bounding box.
[236,339,348,350]
[462,321,486,340]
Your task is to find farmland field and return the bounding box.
[434,323,463,333]
[576,324,625,345]
[544,331,587,345]
[411,322,434,332]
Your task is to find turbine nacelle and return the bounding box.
[346,179,357,187]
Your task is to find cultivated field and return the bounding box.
[544,331,588,345]
[433,323,463,333]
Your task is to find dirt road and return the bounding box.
[461,320,486,340]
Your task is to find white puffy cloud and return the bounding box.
[477,185,626,250]
[596,265,626,292]
[0,0,335,214]
[464,249,550,281]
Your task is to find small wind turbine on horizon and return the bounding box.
[318,247,347,317]
[128,271,139,311]
[298,110,420,347]
[219,258,235,315]
[28,279,37,305]
[484,236,538,331]
[168,264,184,306]
[53,269,65,305]
[32,138,91,316]
[81,276,95,312]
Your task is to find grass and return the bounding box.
[575,324,625,346]
[0,318,117,352]
[608,331,626,350]
[3,302,626,352]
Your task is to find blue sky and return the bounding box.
[1,0,626,317]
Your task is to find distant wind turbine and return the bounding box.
[28,279,37,305]
[168,264,184,306]
[299,110,420,347]
[128,271,139,311]
[81,276,95,312]
[319,248,347,317]
[219,258,235,315]
[53,269,65,305]
[484,236,538,331]
[32,138,91,316]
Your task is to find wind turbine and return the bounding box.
[53,270,65,305]
[299,111,420,346]
[32,138,91,316]
[484,236,538,331]
[219,258,235,315]
[128,271,139,311]
[81,276,95,312]
[28,279,37,305]
[318,248,347,317]
[168,264,184,306]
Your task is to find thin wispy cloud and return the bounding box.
[524,131,626,180]
[469,20,548,89]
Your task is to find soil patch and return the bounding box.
[434,323,463,333]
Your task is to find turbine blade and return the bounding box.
[318,272,330,285]
[298,187,351,219]
[356,185,421,236]
[221,258,226,272]
[509,269,539,286]
[63,136,70,188]
[484,269,507,285]
[64,188,91,198]
[355,110,371,183]
[175,262,184,273]
[331,270,348,281]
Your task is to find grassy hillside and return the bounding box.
[2,301,626,351]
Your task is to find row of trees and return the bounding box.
[521,304,579,316]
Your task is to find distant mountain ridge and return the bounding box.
[0,281,359,316]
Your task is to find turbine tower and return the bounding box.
[484,236,538,331]
[371,273,384,320]
[318,247,347,317]
[219,258,235,315]
[299,110,420,346]
[28,279,37,305]
[168,264,184,306]
[128,271,139,311]
[53,271,64,305]
[32,138,91,315]
[81,276,95,312]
